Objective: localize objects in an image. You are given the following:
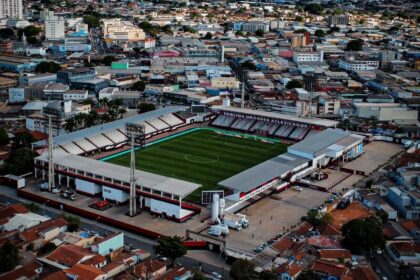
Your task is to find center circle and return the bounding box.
[184,153,219,164]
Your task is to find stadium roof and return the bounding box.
[288,129,363,158]
[37,152,200,198]
[212,106,338,128]
[218,152,308,193]
[33,106,187,147]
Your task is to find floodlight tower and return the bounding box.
[304,72,317,119]
[47,116,55,192]
[125,123,146,217]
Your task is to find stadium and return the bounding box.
[29,105,364,223]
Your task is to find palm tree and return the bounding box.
[118,108,127,119]
[64,117,76,132]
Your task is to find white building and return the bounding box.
[103,19,145,42]
[353,103,418,121]
[45,15,65,40]
[293,51,324,63]
[0,0,23,19]
[63,90,88,101]
[338,58,379,71]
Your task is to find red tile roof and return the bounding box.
[64,264,106,280]
[42,271,68,280]
[272,237,294,254]
[390,242,420,255]
[311,260,350,277]
[19,217,67,243]
[155,266,190,280]
[133,259,166,278]
[277,263,302,277]
[47,244,94,267]
[319,249,352,260]
[0,262,42,280]
[351,266,379,280]
[0,204,28,221]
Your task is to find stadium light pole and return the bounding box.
[129,134,136,216]
[47,115,55,192]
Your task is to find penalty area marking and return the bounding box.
[185,153,219,164]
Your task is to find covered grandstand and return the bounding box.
[32,106,187,155]
[219,128,364,212]
[34,150,201,222]
[211,106,338,141]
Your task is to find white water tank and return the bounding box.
[219,198,225,217]
[223,97,230,107]
[211,193,220,222]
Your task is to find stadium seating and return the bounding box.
[268,124,280,135]
[249,121,266,132]
[275,125,295,138]
[60,142,85,155]
[147,118,170,131]
[159,114,184,127]
[212,115,236,128]
[230,118,255,131]
[289,127,310,140]
[74,138,97,152]
[258,122,272,133]
[87,133,114,148]
[103,130,128,144]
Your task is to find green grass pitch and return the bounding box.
[105,129,288,201]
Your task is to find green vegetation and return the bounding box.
[204,32,212,40]
[35,61,61,73]
[83,15,100,28]
[304,3,324,15]
[106,129,288,201]
[103,55,117,66]
[346,39,363,51]
[154,236,186,266]
[62,214,81,232]
[4,148,36,175]
[23,202,40,213]
[342,217,385,254]
[255,29,264,37]
[305,209,332,230]
[0,28,14,39]
[137,103,155,113]
[0,127,9,145]
[230,259,255,280]
[241,60,257,71]
[39,242,57,255]
[314,29,325,37]
[0,241,19,272]
[286,79,302,89]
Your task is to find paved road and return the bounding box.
[0,189,231,279]
[371,253,398,280]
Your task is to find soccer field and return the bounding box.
[104,129,288,201]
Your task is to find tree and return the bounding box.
[304,3,324,15]
[103,55,116,66]
[230,259,255,280]
[235,30,244,36]
[346,39,363,51]
[0,241,19,272]
[13,132,34,149]
[204,32,212,40]
[255,29,264,37]
[295,16,303,22]
[286,80,302,89]
[62,214,81,232]
[22,25,42,37]
[241,60,257,71]
[4,148,36,175]
[0,127,9,146]
[154,236,187,266]
[191,270,207,280]
[138,103,155,113]
[314,29,325,37]
[0,28,14,39]
[83,15,100,28]
[329,26,340,33]
[23,202,40,212]
[38,242,57,255]
[132,80,145,91]
[259,269,278,280]
[35,61,61,73]
[341,217,385,254]
[305,209,332,231]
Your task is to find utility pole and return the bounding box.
[47,116,55,192]
[241,70,245,109]
[129,134,136,216]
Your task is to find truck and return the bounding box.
[61,190,76,201]
[223,213,249,230]
[208,224,229,237]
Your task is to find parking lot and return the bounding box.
[345,141,404,174]
[225,188,329,252]
[308,169,352,190]
[24,182,207,238]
